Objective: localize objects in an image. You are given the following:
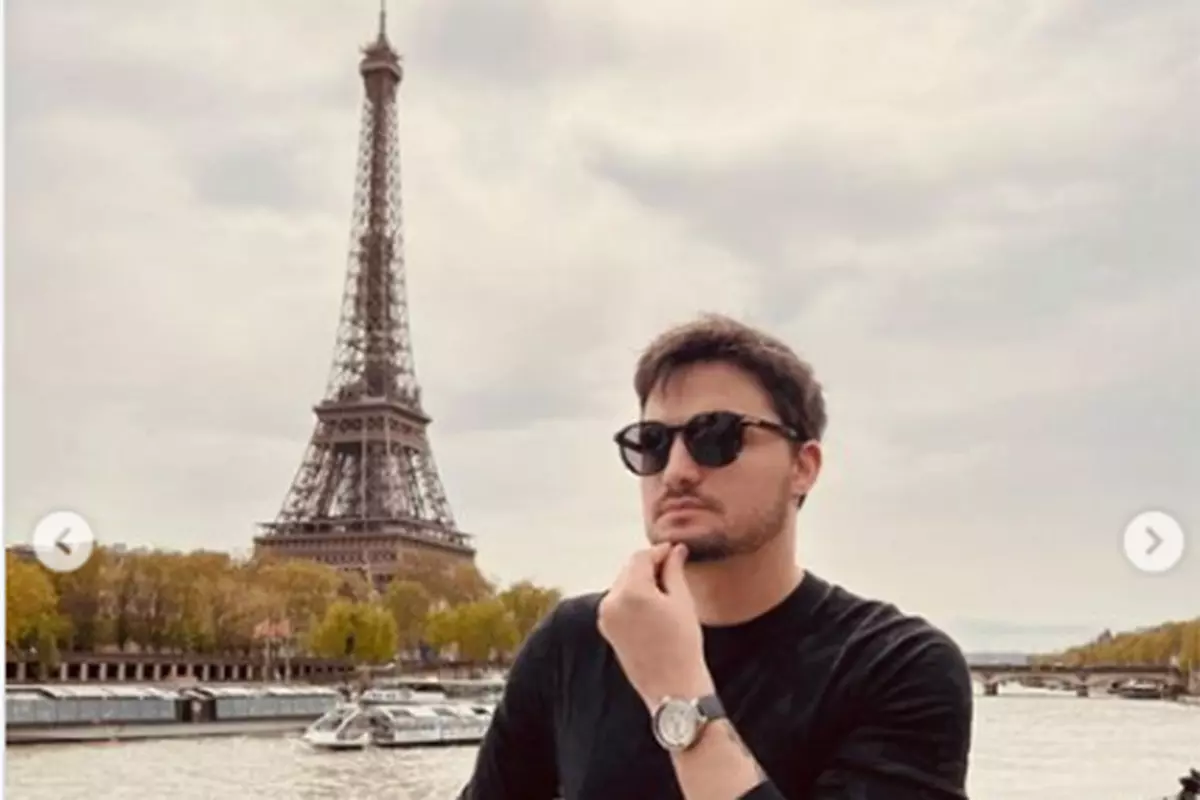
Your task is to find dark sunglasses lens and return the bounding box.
[684,413,744,467]
[617,423,672,475]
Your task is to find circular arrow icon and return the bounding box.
[1123,510,1185,574]
[31,511,96,573]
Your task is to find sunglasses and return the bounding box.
[613,411,801,476]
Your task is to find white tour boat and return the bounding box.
[301,703,374,750]
[301,698,494,751]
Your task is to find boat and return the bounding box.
[369,675,505,704]
[368,704,490,747]
[1116,679,1168,700]
[358,686,451,706]
[301,699,493,751]
[5,683,342,744]
[299,702,373,751]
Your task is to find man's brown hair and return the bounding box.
[633,313,827,442]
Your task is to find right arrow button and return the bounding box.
[1124,511,1186,574]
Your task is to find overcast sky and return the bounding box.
[6,0,1197,653]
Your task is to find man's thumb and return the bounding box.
[661,543,689,594]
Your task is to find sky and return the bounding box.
[6,0,1198,654]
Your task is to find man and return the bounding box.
[458,314,973,799]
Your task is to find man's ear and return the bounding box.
[791,440,822,505]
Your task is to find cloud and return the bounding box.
[5,0,1197,648]
[411,0,623,87]
[946,618,1105,656]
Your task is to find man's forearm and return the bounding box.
[669,718,785,800]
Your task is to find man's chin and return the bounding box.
[650,530,732,563]
[682,542,731,564]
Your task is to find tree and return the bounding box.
[393,550,493,607]
[446,563,495,606]
[3,542,568,665]
[51,546,114,651]
[107,549,139,651]
[1181,623,1200,671]
[337,570,374,603]
[308,600,397,665]
[383,580,433,652]
[166,551,242,653]
[426,597,519,664]
[498,580,562,644]
[6,554,67,670]
[354,603,398,664]
[253,558,343,638]
[117,550,180,651]
[1040,618,1200,669]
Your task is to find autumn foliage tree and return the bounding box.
[391,549,493,607]
[1035,618,1200,670]
[50,546,112,651]
[5,543,564,670]
[251,558,344,636]
[6,553,67,668]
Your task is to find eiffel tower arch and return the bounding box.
[254,6,475,591]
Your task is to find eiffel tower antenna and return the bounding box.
[254,7,475,587]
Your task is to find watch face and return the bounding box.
[654,700,698,749]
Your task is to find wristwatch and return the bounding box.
[650,693,727,752]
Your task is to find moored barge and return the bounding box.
[5,683,341,744]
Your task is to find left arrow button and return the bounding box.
[31,511,96,573]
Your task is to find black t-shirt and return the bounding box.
[458,571,973,799]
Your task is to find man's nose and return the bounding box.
[661,433,702,486]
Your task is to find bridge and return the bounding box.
[968,662,1189,697]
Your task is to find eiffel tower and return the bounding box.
[254,4,475,588]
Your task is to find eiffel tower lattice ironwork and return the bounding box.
[254,6,474,580]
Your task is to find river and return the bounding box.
[5,690,1197,799]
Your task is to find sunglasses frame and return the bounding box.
[613,411,802,476]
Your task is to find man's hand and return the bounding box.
[597,543,715,709]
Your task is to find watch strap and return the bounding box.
[695,693,726,724]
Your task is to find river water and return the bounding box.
[5,690,1197,799]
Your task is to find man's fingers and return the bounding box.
[611,543,671,593]
[660,543,689,595]
[600,544,670,637]
[649,542,673,568]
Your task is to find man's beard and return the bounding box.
[653,487,794,564]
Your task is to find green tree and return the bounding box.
[383,579,433,651]
[426,597,518,664]
[354,603,398,664]
[308,600,397,665]
[498,580,562,644]
[6,554,67,670]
